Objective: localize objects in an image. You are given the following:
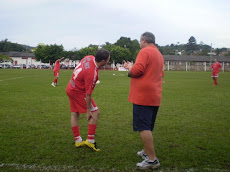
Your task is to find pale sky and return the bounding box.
[1,0,230,50]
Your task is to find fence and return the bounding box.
[164,61,230,71]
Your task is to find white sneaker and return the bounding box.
[137,150,149,160]
[51,82,56,87]
[136,158,160,170]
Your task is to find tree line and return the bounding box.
[0,36,229,64]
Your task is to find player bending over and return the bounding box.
[66,48,110,151]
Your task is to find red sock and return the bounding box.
[53,78,57,83]
[214,79,217,85]
[72,126,80,141]
[88,124,97,141]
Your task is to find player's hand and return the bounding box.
[123,61,132,70]
[86,110,92,121]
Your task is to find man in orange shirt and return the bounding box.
[124,32,164,170]
[51,57,65,87]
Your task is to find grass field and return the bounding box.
[0,69,230,172]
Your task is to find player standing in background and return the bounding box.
[123,32,164,170]
[66,48,110,151]
[51,57,65,87]
[209,59,222,86]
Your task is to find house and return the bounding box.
[0,51,46,66]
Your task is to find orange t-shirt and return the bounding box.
[128,45,164,106]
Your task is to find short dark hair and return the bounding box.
[95,48,110,62]
[141,32,155,44]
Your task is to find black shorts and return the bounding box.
[133,104,159,131]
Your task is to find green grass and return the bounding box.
[0,69,229,172]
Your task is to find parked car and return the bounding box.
[31,64,37,69]
[22,64,26,69]
[68,65,75,69]
[0,64,11,69]
[13,64,21,69]
[37,65,50,69]
[26,64,31,69]
[60,64,68,69]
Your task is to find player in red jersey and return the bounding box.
[209,59,222,86]
[51,57,65,87]
[66,48,110,151]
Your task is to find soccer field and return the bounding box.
[0,69,229,172]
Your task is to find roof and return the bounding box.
[163,55,230,62]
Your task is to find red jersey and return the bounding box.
[67,55,98,95]
[53,60,60,72]
[211,62,222,73]
[129,45,164,106]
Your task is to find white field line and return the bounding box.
[0,163,86,171]
[0,163,229,172]
[0,77,25,82]
[0,76,39,82]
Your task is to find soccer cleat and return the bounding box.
[85,139,100,151]
[136,158,161,170]
[75,140,85,148]
[137,150,149,160]
[51,82,56,87]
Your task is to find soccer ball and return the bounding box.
[96,80,100,84]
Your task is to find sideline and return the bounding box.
[0,77,24,82]
[0,163,228,172]
[0,75,39,82]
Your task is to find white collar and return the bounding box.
[93,58,99,68]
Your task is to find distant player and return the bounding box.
[66,48,110,151]
[209,59,222,86]
[51,57,65,87]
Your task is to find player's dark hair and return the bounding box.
[141,32,155,44]
[95,48,110,62]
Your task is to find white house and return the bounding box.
[0,51,48,66]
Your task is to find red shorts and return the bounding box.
[54,71,59,77]
[66,86,98,114]
[212,72,219,77]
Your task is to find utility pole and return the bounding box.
[210,43,212,67]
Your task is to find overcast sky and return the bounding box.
[1,0,230,50]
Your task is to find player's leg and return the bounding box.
[214,77,217,85]
[87,110,100,142]
[66,87,84,147]
[85,99,100,151]
[71,112,84,147]
[212,72,217,85]
[54,72,59,86]
[51,72,56,87]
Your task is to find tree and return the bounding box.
[186,36,197,54]
[34,44,64,63]
[0,54,13,63]
[115,37,140,57]
[62,50,81,60]
[77,46,98,59]
[0,39,26,52]
[110,46,132,64]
